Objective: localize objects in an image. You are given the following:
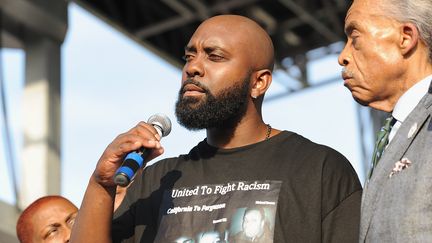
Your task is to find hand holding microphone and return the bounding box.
[114,114,172,187]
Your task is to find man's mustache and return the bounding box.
[341,67,354,78]
[180,79,210,95]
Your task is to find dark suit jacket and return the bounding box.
[360,81,432,242]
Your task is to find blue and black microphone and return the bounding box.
[114,113,172,187]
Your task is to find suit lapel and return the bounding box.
[360,81,432,240]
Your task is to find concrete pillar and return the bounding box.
[19,34,62,209]
[0,0,67,210]
[0,2,67,241]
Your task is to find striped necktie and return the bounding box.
[368,116,396,179]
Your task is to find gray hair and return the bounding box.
[383,0,432,62]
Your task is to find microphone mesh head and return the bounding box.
[147,113,172,137]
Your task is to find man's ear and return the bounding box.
[250,69,272,99]
[400,22,419,56]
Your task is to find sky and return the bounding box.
[0,3,369,207]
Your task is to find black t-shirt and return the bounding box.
[112,131,362,243]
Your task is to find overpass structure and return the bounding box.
[0,0,386,241]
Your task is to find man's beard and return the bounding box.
[175,78,250,130]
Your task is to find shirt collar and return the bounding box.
[392,74,432,123]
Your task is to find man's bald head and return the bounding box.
[16,195,78,243]
[192,15,274,71]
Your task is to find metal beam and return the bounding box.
[135,15,195,39]
[209,0,261,13]
[102,0,121,22]
[278,0,341,42]
[0,0,67,42]
[322,0,345,36]
[162,0,193,16]
[185,0,210,20]
[135,0,260,39]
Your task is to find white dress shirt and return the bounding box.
[389,74,432,142]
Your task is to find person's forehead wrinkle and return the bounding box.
[186,28,232,52]
[43,222,61,231]
[344,8,393,34]
[345,9,352,23]
[346,0,376,21]
[38,210,75,237]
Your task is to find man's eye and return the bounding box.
[69,217,76,226]
[44,229,58,239]
[182,54,193,62]
[351,36,359,46]
[209,54,224,61]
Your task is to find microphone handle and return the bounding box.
[114,147,151,187]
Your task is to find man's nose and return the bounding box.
[184,57,204,78]
[338,44,350,66]
[64,226,72,242]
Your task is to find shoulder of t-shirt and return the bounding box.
[284,131,360,181]
[279,131,347,158]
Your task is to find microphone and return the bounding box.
[114,113,172,187]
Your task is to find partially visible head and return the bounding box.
[16,195,78,243]
[175,15,274,130]
[338,0,432,112]
[242,207,266,239]
[198,230,226,243]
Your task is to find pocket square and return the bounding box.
[389,158,412,178]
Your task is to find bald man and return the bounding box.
[16,195,78,243]
[70,15,361,243]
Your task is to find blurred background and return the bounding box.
[0,0,387,241]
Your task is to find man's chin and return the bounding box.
[186,102,203,110]
[181,96,205,106]
[175,115,207,131]
[352,95,370,107]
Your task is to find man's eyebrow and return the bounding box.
[184,46,196,52]
[184,45,226,53]
[345,21,357,35]
[204,46,223,53]
[41,223,60,235]
[66,211,78,223]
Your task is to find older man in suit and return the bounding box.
[339,0,432,241]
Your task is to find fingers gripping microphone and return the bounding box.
[114,114,172,187]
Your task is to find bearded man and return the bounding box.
[70,15,361,243]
